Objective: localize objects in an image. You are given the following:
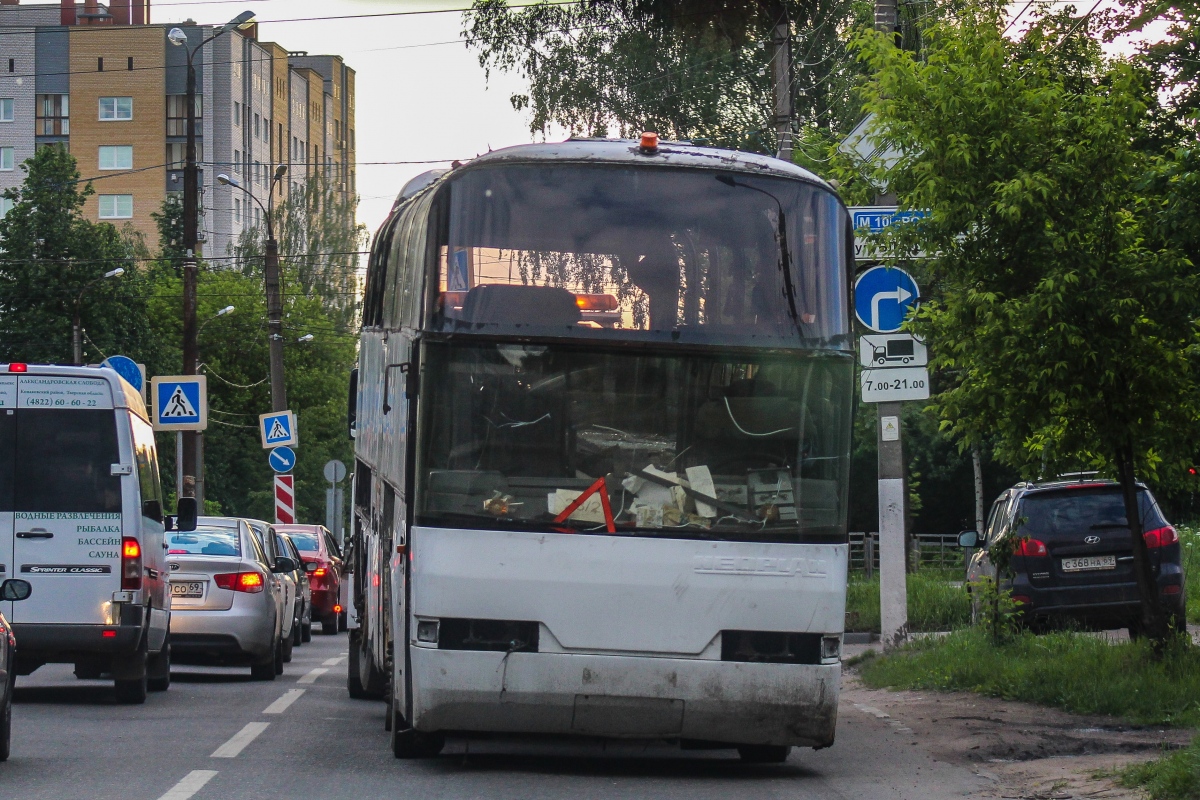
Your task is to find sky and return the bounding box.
[152,0,545,237]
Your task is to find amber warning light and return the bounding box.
[639,132,659,154]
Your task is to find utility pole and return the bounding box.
[770,0,794,161]
[264,220,287,411]
[181,36,199,505]
[218,165,288,412]
[169,11,255,508]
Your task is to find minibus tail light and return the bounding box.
[121,537,142,590]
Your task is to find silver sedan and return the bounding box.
[166,520,295,681]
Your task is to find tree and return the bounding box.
[232,173,367,330]
[854,1,1199,643]
[464,0,865,155]
[0,145,160,367]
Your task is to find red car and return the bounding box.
[274,525,343,635]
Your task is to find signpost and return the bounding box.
[852,265,926,647]
[324,459,346,547]
[850,206,929,262]
[150,376,208,432]
[268,446,296,474]
[275,474,295,525]
[101,355,147,401]
[258,410,297,448]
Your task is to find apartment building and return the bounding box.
[0,0,356,260]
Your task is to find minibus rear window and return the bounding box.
[15,409,121,513]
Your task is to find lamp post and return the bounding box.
[167,10,255,501]
[72,267,124,366]
[218,165,288,412]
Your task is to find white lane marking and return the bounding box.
[297,667,328,684]
[157,770,219,800]
[210,722,270,758]
[263,689,305,714]
[322,656,345,666]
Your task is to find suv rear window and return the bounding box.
[168,527,242,556]
[1018,488,1165,539]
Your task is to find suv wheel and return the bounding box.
[114,672,147,705]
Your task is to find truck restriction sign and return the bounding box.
[858,334,928,368]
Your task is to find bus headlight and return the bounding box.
[821,635,841,663]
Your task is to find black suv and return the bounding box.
[962,479,1187,634]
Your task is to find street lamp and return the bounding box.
[197,305,235,335]
[297,334,314,343]
[167,10,255,505]
[217,164,289,412]
[72,267,124,366]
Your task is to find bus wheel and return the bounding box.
[736,745,791,763]
[390,704,444,758]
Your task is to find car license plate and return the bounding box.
[171,581,205,598]
[1061,555,1117,572]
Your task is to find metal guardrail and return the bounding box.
[849,532,967,576]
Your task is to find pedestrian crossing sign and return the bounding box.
[150,375,208,431]
[259,410,297,448]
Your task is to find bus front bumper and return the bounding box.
[409,648,839,748]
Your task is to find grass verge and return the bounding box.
[1119,738,1200,800]
[1179,525,1200,624]
[845,570,970,632]
[857,628,1200,727]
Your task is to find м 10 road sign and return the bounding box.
[150,375,208,431]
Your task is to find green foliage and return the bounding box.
[150,236,357,529]
[853,3,1200,485]
[231,173,367,331]
[1177,524,1200,624]
[464,0,866,153]
[845,571,971,632]
[858,628,1200,727]
[1120,736,1200,800]
[0,146,161,367]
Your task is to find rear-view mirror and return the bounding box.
[274,556,297,573]
[0,578,32,601]
[176,497,198,532]
[958,530,979,548]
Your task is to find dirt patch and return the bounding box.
[841,667,1192,799]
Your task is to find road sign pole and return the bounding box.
[878,401,909,647]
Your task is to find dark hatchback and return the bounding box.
[963,479,1187,634]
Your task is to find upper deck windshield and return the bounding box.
[430,164,851,349]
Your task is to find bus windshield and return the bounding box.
[416,340,852,543]
[431,165,850,348]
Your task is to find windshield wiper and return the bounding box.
[716,174,800,330]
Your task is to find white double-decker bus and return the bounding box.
[348,138,855,762]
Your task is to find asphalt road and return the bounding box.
[3,634,992,800]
